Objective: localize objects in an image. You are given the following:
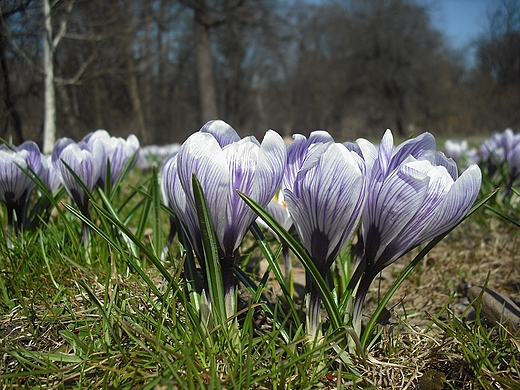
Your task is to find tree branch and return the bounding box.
[54,50,98,85]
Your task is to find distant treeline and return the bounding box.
[1,0,519,146]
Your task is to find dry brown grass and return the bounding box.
[1,214,519,389]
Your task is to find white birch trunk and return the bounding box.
[42,0,56,154]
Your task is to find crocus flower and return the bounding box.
[283,138,367,337]
[444,139,468,163]
[82,130,140,190]
[41,155,62,195]
[353,130,481,331]
[478,129,520,179]
[284,131,334,192]
[53,139,104,252]
[139,143,180,170]
[507,142,520,188]
[52,139,103,216]
[161,151,202,261]
[165,120,286,313]
[0,141,42,233]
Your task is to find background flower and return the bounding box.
[0,141,42,233]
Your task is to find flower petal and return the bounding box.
[413,164,481,245]
[391,131,436,170]
[176,132,230,250]
[285,143,366,269]
[161,153,202,257]
[221,138,259,252]
[200,120,241,147]
[363,160,430,264]
[284,130,334,191]
[0,150,30,205]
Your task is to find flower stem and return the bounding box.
[82,221,91,264]
[306,284,322,340]
[6,206,14,249]
[283,244,294,298]
[352,270,373,338]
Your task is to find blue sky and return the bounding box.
[425,0,498,66]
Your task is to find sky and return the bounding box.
[425,0,499,66]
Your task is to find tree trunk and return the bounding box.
[127,54,147,143]
[0,33,23,144]
[57,84,80,133]
[42,0,56,154]
[194,12,218,123]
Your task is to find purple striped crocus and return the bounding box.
[0,141,42,233]
[283,136,367,337]
[507,142,520,188]
[82,130,140,189]
[163,120,286,308]
[161,151,202,259]
[353,130,481,329]
[41,155,62,195]
[52,139,103,220]
[284,131,334,192]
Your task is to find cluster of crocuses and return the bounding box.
[0,130,139,239]
[161,120,482,337]
[445,128,520,193]
[477,128,520,190]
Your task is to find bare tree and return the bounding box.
[473,0,520,130]
[0,1,31,144]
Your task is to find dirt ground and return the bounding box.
[254,215,520,389]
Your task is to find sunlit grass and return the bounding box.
[0,166,518,389]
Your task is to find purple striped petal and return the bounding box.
[161,153,203,257]
[200,120,241,148]
[363,159,430,264]
[391,131,437,170]
[285,143,366,270]
[176,132,230,250]
[252,130,286,208]
[412,164,481,245]
[108,134,140,186]
[41,155,62,194]
[52,137,75,174]
[56,142,103,210]
[0,150,31,205]
[18,141,42,176]
[284,130,334,192]
[221,138,259,251]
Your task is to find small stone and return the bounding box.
[467,286,520,331]
[416,370,445,390]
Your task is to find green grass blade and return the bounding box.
[97,188,139,258]
[249,223,301,329]
[233,263,292,343]
[150,166,163,258]
[485,204,520,228]
[238,190,342,332]
[62,202,165,300]
[192,173,226,326]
